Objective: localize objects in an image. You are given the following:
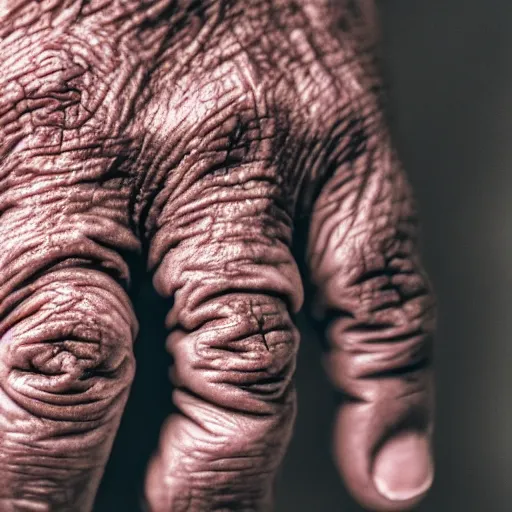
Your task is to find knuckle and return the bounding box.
[316,214,436,401]
[0,268,136,421]
[169,292,299,415]
[325,264,435,403]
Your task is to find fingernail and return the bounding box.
[373,431,433,501]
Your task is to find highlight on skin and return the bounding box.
[0,0,435,510]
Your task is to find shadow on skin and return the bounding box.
[94,277,175,512]
[94,277,359,511]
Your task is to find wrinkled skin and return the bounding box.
[0,1,436,511]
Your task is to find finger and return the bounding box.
[142,109,304,511]
[305,127,436,510]
[0,77,140,512]
[0,2,167,507]
[0,210,139,510]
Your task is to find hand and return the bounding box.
[0,1,435,510]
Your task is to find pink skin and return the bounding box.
[0,1,435,511]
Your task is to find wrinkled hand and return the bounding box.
[0,1,436,510]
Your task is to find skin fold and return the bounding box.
[0,1,436,510]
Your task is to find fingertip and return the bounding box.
[373,430,433,503]
[333,404,434,511]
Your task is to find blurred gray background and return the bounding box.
[95,1,512,510]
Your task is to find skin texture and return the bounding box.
[0,0,435,510]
